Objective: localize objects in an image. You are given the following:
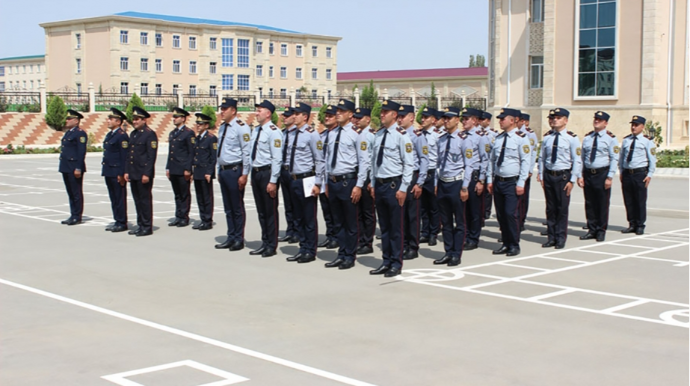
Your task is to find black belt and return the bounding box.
[624,167,648,174]
[376,176,401,184]
[545,169,571,176]
[472,170,480,181]
[292,171,315,180]
[584,166,609,174]
[282,165,290,171]
[329,172,358,182]
[252,165,271,172]
[220,162,242,171]
[494,175,519,182]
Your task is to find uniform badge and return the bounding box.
[613,146,620,154]
[243,133,250,142]
[523,145,530,154]
[361,141,367,151]
[485,144,491,153]
[212,143,218,150]
[405,143,412,153]
[651,147,656,156]
[422,145,428,155]
[465,149,473,159]
[80,137,86,143]
[530,138,535,146]
[151,141,157,149]
[122,141,129,149]
[576,147,581,156]
[492,138,496,144]
[191,137,196,144]
[317,141,323,150]
[274,139,282,148]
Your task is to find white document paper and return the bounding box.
[302,176,316,197]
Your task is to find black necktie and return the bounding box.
[251,126,262,161]
[550,132,559,164]
[590,134,598,163]
[330,127,342,168]
[323,130,330,156]
[626,136,637,163]
[497,135,508,167]
[289,130,300,172]
[282,130,291,164]
[376,129,388,167]
[217,123,227,156]
[440,135,452,171]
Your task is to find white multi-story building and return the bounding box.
[0,55,46,92]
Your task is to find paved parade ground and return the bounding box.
[0,153,688,386]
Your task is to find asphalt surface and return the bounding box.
[0,153,688,386]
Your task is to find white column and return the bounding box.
[410,86,416,108]
[354,87,360,108]
[39,81,47,113]
[177,92,184,108]
[289,87,296,107]
[87,82,95,113]
[383,88,389,100]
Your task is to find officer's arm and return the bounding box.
[608,138,619,178]
[400,135,414,192]
[185,131,195,172]
[646,140,656,178]
[311,132,325,186]
[618,140,625,174]
[77,131,87,171]
[529,133,538,171]
[369,137,377,189]
[145,132,158,177]
[486,143,494,184]
[355,132,370,188]
[125,135,133,174]
[119,134,129,174]
[517,137,531,187]
[538,137,546,180]
[240,126,252,175]
[478,136,489,182]
[210,136,218,175]
[416,135,429,185]
[461,140,474,189]
[269,130,282,184]
[570,136,582,182]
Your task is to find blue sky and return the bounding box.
[0,0,488,72]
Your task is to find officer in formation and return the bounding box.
[102,108,129,232]
[124,107,158,237]
[166,108,195,228]
[317,105,339,249]
[59,109,88,226]
[577,111,619,242]
[191,113,218,231]
[518,113,538,231]
[459,107,489,251]
[284,102,325,264]
[486,108,531,256]
[479,111,498,220]
[538,108,582,249]
[352,107,376,255]
[249,100,283,257]
[214,98,251,251]
[279,106,299,244]
[618,115,656,235]
[419,107,441,246]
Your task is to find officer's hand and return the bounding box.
[619,174,623,183]
[540,178,545,188]
[311,185,321,197]
[536,175,542,183]
[142,175,150,184]
[117,175,126,186]
[124,173,130,183]
[435,186,438,196]
[369,186,375,200]
[564,181,573,196]
[238,175,248,190]
[412,184,422,199]
[324,184,329,198]
[577,178,585,188]
[643,176,651,188]
[184,170,192,181]
[395,190,406,207]
[166,170,170,179]
[460,189,469,202]
[487,183,493,195]
[605,177,612,190]
[351,186,362,204]
[74,170,82,179]
[267,182,277,198]
[205,174,211,183]
[475,182,484,195]
[516,186,525,196]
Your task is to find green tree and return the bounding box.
[360,80,378,109]
[370,100,382,129]
[318,103,328,124]
[429,82,438,109]
[416,103,426,125]
[271,111,279,125]
[45,95,68,131]
[476,55,486,67]
[644,121,664,148]
[201,105,217,129]
[469,55,476,67]
[125,93,145,124]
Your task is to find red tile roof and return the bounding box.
[338,67,488,81]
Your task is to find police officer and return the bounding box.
[59,109,88,226]
[538,108,582,248]
[324,99,367,269]
[480,110,498,220]
[249,100,283,257]
[166,107,195,227]
[369,100,414,277]
[518,113,538,231]
[487,108,531,256]
[284,103,326,264]
[191,113,218,231]
[279,107,299,243]
[124,107,158,237]
[619,115,656,235]
[433,107,476,266]
[102,108,129,232]
[317,105,339,249]
[352,107,376,255]
[215,98,251,251]
[460,107,489,250]
[419,107,440,246]
[577,111,619,241]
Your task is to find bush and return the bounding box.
[45,95,68,131]
[416,103,426,125]
[370,100,382,129]
[0,96,8,112]
[644,121,664,148]
[125,93,145,124]
[201,105,217,129]
[317,104,328,125]
[271,111,279,125]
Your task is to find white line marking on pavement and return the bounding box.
[498,262,550,271]
[528,289,577,301]
[0,279,378,386]
[102,360,249,386]
[601,299,649,313]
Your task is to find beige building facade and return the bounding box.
[40,12,340,97]
[489,0,689,148]
[0,55,46,92]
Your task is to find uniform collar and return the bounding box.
[287,124,297,132]
[199,131,207,139]
[341,122,353,131]
[297,124,309,132]
[110,127,120,134]
[385,122,399,133]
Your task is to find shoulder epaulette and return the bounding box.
[526,127,534,133]
[144,127,152,132]
[433,128,440,133]
[491,128,498,133]
[624,134,633,139]
[567,131,577,137]
[458,131,468,139]
[606,130,615,138]
[476,130,485,136]
[544,130,554,136]
[269,124,278,130]
[306,125,314,133]
[515,131,525,137]
[237,119,245,126]
[208,133,217,138]
[396,127,407,135]
[586,130,594,136]
[414,129,423,136]
[355,127,363,134]
[643,135,652,140]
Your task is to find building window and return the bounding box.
[155,84,162,95]
[189,85,197,95]
[189,61,197,74]
[75,83,80,94]
[269,42,274,55]
[22,65,26,74]
[269,66,274,78]
[0,82,4,91]
[312,45,318,57]
[76,59,81,74]
[210,37,217,50]
[311,89,317,98]
[280,88,287,98]
[120,30,128,44]
[141,58,149,72]
[238,39,249,68]
[210,62,217,74]
[269,88,274,98]
[296,45,303,57]
[222,74,234,90]
[327,89,332,99]
[281,43,288,56]
[311,68,318,79]
[173,60,180,73]
[120,57,129,71]
[531,0,544,22]
[189,36,197,50]
[222,38,233,67]
[22,81,26,89]
[76,33,81,49]
[155,59,162,72]
[577,0,616,97]
[173,35,180,48]
[256,65,263,77]
[173,84,180,95]
[140,32,148,45]
[296,67,302,80]
[238,75,249,91]
[156,33,162,47]
[326,69,332,80]
[256,41,263,53]
[210,85,217,96]
[120,82,129,94]
[258,87,263,98]
[530,56,543,89]
[280,66,287,79]
[326,47,332,58]
[0,67,4,76]
[141,83,149,95]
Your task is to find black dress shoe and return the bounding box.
[635,228,645,235]
[621,226,636,234]
[506,248,521,256]
[325,258,344,268]
[596,233,605,242]
[493,246,509,255]
[428,237,437,246]
[228,241,244,251]
[128,229,140,235]
[61,218,72,225]
[384,267,401,277]
[326,240,339,249]
[192,223,202,230]
[375,235,382,240]
[419,236,430,243]
[105,225,114,231]
[582,225,589,230]
[338,260,355,270]
[288,236,300,244]
[278,234,291,242]
[520,225,525,232]
[555,243,565,249]
[261,248,276,258]
[463,242,478,251]
[136,229,153,237]
[215,239,233,249]
[497,238,503,243]
[448,256,461,266]
[176,220,189,227]
[370,264,390,275]
[318,239,330,248]
[66,218,81,226]
[402,250,418,260]
[356,245,374,255]
[542,241,557,248]
[297,254,316,263]
[168,219,180,227]
[541,221,547,225]
[198,223,212,231]
[111,225,128,233]
[579,233,596,240]
[287,253,304,262]
[433,255,452,265]
[249,246,267,255]
[540,230,548,236]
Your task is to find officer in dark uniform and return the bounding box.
[59,109,88,225]
[317,105,339,249]
[249,100,283,257]
[619,115,656,235]
[459,107,489,250]
[352,107,376,255]
[190,113,217,230]
[419,107,440,246]
[165,107,195,227]
[102,108,129,232]
[279,107,299,243]
[124,107,158,237]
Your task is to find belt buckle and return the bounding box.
[330,175,337,182]
[390,181,396,189]
[590,168,597,174]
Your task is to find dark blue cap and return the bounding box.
[336,99,355,112]
[354,107,371,118]
[293,102,311,115]
[108,107,126,121]
[281,107,294,116]
[549,107,570,118]
[594,111,610,121]
[496,108,521,119]
[461,107,482,118]
[442,106,461,117]
[398,104,415,116]
[195,113,212,123]
[421,106,438,117]
[630,115,646,125]
[66,109,84,120]
[435,110,446,120]
[520,113,530,121]
[482,111,492,120]
[324,105,338,115]
[173,107,190,117]
[255,100,276,114]
[381,100,401,112]
[219,97,238,109]
[132,106,150,119]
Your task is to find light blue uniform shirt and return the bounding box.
[467,126,490,181]
[581,129,620,178]
[370,123,414,192]
[487,129,532,187]
[436,130,477,188]
[217,117,252,175]
[406,126,429,185]
[421,127,439,171]
[250,121,283,183]
[538,128,582,182]
[284,124,325,185]
[520,124,539,172]
[326,122,368,187]
[357,126,376,184]
[619,133,656,178]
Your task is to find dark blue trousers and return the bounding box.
[251,169,278,250]
[105,176,127,226]
[583,169,611,235]
[280,167,296,237]
[169,174,191,221]
[421,170,440,238]
[319,193,336,242]
[194,179,214,224]
[404,172,421,253]
[130,179,153,232]
[494,179,521,249]
[621,170,647,230]
[543,171,571,245]
[518,175,532,226]
[464,176,483,245]
[218,167,246,243]
[62,172,84,221]
[328,177,358,262]
[437,180,466,258]
[290,179,318,255]
[358,179,376,248]
[375,178,404,270]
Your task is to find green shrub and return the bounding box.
[45,95,68,130]
[125,93,145,124]
[201,105,217,129]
